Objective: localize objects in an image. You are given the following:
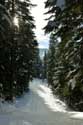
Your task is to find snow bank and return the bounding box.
[0,78,83,121]
[37,84,67,112]
[69,111,83,119]
[37,84,83,119]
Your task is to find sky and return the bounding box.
[31,0,49,49]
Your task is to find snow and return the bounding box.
[33,79,83,120]
[9,120,32,125]
[37,84,67,112]
[0,101,16,113]
[0,79,67,114]
[0,79,83,125]
[69,112,83,119]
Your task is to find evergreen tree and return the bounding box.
[33,48,43,78]
[42,51,48,80]
[44,0,83,110]
[0,0,38,101]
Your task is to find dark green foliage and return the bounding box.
[42,51,48,79]
[45,0,83,111]
[0,0,38,101]
[47,34,57,86]
[34,58,43,78]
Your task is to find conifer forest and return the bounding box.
[0,0,38,100]
[0,0,83,125]
[44,0,83,111]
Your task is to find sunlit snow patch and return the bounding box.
[37,84,67,112]
[69,112,83,119]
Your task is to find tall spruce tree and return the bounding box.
[0,0,38,101]
[42,51,48,80]
[45,0,83,110]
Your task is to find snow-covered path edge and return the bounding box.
[36,82,83,120]
[37,84,67,113]
[0,79,83,120]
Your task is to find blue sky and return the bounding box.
[31,0,49,48]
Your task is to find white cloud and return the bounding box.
[31,0,49,48]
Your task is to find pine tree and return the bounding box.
[44,0,83,110]
[47,34,57,86]
[0,0,38,101]
[42,51,48,80]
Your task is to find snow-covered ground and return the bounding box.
[35,79,83,119]
[30,79,83,120]
[0,79,83,125]
[37,84,67,112]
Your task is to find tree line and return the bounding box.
[44,0,83,111]
[0,0,38,101]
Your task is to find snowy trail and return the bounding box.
[0,79,83,125]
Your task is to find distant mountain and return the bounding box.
[39,48,48,60]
